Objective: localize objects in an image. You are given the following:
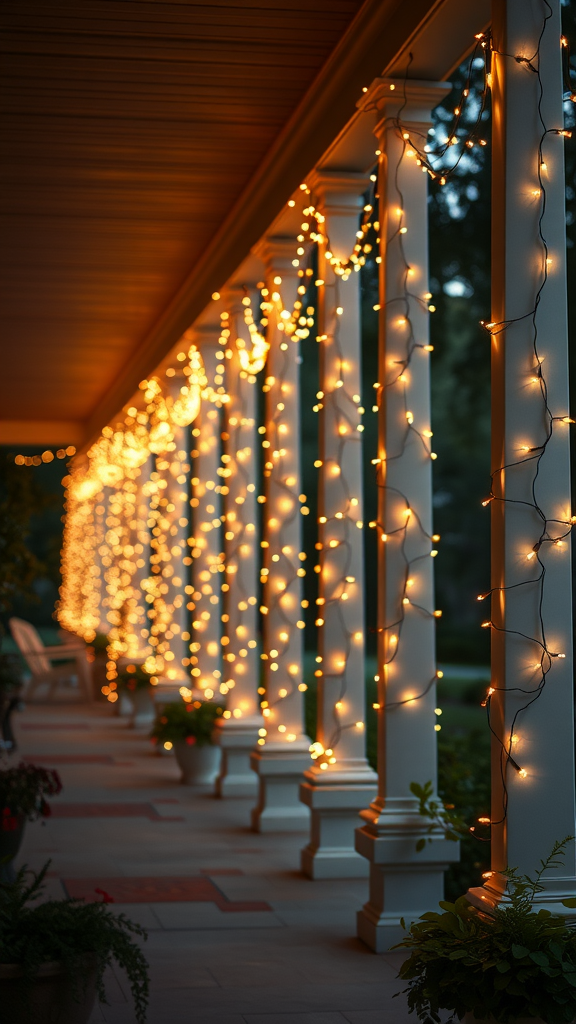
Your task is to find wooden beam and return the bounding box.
[0,420,84,446]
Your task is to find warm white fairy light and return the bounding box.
[220,292,262,719]
[257,240,310,746]
[189,336,224,696]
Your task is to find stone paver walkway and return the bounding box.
[11,702,417,1024]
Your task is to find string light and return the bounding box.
[14,446,76,467]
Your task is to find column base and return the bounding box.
[213,716,261,798]
[467,872,576,922]
[250,741,311,833]
[355,799,460,952]
[299,765,378,879]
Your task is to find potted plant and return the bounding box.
[116,663,156,727]
[395,837,576,1024]
[0,862,148,1024]
[0,762,62,882]
[151,699,224,784]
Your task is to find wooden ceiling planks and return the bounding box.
[0,0,364,431]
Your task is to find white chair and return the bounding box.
[9,618,92,702]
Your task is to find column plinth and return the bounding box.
[250,740,311,832]
[355,799,456,950]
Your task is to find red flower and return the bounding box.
[40,799,51,817]
[1,807,18,831]
[185,736,196,746]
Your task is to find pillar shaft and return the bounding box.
[299,172,377,876]
[148,382,191,688]
[190,336,223,700]
[215,293,262,796]
[468,0,576,914]
[250,239,312,831]
[355,80,457,949]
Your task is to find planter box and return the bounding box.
[173,741,221,785]
[0,957,97,1024]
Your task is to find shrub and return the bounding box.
[150,699,224,747]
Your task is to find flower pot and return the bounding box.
[0,813,25,883]
[173,740,221,784]
[0,956,97,1024]
[129,688,156,728]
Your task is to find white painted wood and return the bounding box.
[249,237,312,830]
[189,333,223,698]
[355,79,458,949]
[299,170,377,876]
[468,0,576,917]
[152,383,191,688]
[216,291,262,798]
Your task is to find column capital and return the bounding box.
[185,323,221,352]
[307,168,371,211]
[253,235,299,276]
[359,78,451,138]
[221,282,260,315]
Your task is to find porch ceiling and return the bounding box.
[0,0,489,448]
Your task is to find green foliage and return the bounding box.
[0,456,51,616]
[410,780,466,850]
[396,839,576,1024]
[437,729,491,900]
[150,699,224,747]
[116,663,156,692]
[0,862,149,1022]
[0,762,62,824]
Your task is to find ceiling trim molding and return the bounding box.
[0,420,84,447]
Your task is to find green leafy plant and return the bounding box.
[116,663,156,693]
[150,699,224,747]
[1,763,62,831]
[395,837,576,1023]
[0,862,149,1022]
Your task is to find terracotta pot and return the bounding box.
[0,813,26,883]
[0,956,97,1024]
[173,741,221,784]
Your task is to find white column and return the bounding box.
[189,332,223,701]
[215,292,262,797]
[250,239,312,832]
[121,456,152,660]
[147,380,191,691]
[299,173,377,875]
[354,80,457,950]
[468,0,576,915]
